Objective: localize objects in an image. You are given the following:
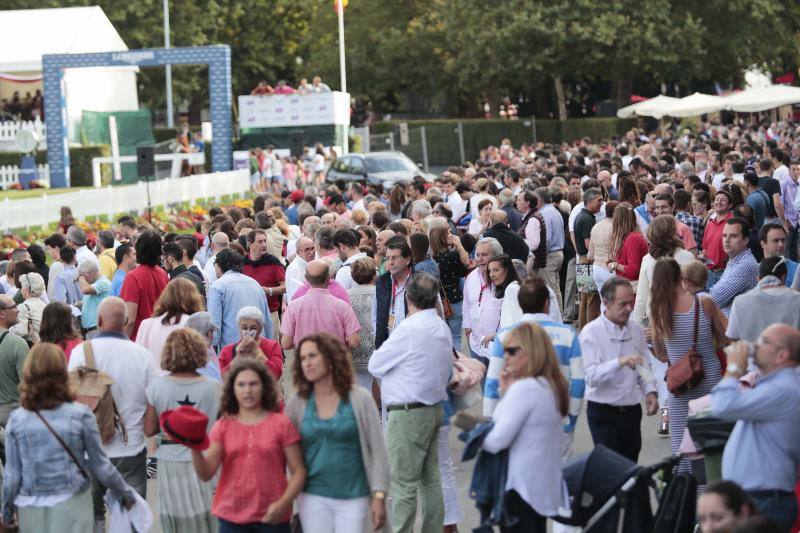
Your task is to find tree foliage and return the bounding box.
[8,0,800,118]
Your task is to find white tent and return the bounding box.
[723,85,800,113]
[616,95,680,119]
[654,92,725,118]
[0,6,138,141]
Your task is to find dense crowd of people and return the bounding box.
[0,120,798,532]
[1,89,43,121]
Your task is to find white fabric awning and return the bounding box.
[723,85,800,113]
[655,92,726,118]
[616,95,680,119]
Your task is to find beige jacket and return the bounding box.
[285,385,390,495]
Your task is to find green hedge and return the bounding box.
[369,118,635,166]
[0,145,111,187]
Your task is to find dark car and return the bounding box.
[325,151,435,188]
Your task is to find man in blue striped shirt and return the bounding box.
[484,276,584,457]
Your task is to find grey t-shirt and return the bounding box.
[145,375,220,461]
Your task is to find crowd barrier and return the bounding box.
[1,169,249,232]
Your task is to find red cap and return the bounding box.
[290,190,304,203]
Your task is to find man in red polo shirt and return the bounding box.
[120,230,169,340]
[701,189,733,289]
[242,229,286,339]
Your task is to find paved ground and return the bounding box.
[140,348,671,532]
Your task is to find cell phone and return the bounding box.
[242,330,257,338]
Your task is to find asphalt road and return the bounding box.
[139,349,671,532]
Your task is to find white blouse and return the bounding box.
[483,377,570,516]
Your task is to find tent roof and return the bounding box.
[723,85,800,113]
[0,6,128,73]
[617,95,680,119]
[651,92,726,118]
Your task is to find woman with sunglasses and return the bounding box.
[482,322,570,532]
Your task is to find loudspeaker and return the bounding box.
[137,145,155,177]
[289,130,305,158]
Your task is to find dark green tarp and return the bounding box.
[81,110,156,183]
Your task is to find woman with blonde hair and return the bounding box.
[286,333,389,533]
[144,328,220,533]
[482,322,569,532]
[2,343,133,531]
[137,278,205,373]
[606,203,649,290]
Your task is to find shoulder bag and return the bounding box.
[34,411,88,480]
[665,295,705,395]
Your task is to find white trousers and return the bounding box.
[438,425,462,526]
[297,492,370,533]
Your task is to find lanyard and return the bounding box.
[477,272,489,306]
[390,271,410,311]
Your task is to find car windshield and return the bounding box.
[364,155,417,173]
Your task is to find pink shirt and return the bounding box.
[210,414,300,524]
[675,220,697,251]
[292,279,350,304]
[135,314,190,373]
[281,288,360,346]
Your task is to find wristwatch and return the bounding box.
[725,363,742,376]
[373,491,386,500]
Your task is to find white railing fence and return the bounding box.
[0,164,50,189]
[1,169,250,232]
[0,119,46,142]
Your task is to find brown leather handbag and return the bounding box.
[666,295,705,395]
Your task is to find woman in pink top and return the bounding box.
[39,302,82,362]
[136,278,205,374]
[607,203,649,288]
[191,358,306,532]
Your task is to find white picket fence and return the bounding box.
[0,164,50,189]
[1,169,250,232]
[0,119,46,142]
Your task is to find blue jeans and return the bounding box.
[747,490,798,532]
[706,269,724,291]
[446,300,463,352]
[219,518,290,533]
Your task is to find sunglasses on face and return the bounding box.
[503,345,523,357]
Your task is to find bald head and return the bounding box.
[305,259,330,287]
[98,297,128,333]
[490,210,508,225]
[212,231,229,251]
[376,230,395,255]
[597,170,612,187]
[296,236,316,262]
[654,183,673,196]
[765,323,800,365]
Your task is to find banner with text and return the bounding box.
[238,92,350,129]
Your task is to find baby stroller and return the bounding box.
[553,445,697,533]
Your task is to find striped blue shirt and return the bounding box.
[483,313,585,432]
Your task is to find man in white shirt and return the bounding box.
[333,228,366,290]
[67,225,100,269]
[579,277,659,462]
[285,236,315,302]
[369,273,452,533]
[203,231,229,285]
[68,297,158,530]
